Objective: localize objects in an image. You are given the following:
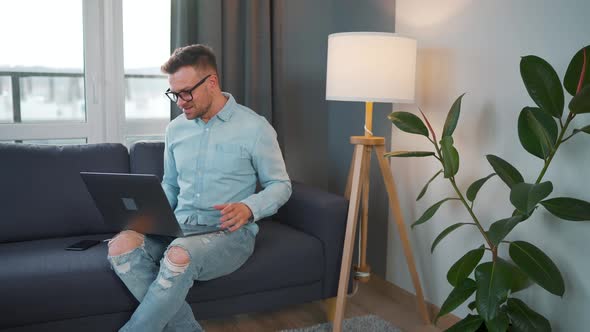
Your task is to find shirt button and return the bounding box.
[196,193,201,197]
[205,128,209,131]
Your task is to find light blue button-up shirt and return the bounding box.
[161,93,291,236]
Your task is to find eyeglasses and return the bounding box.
[164,74,212,103]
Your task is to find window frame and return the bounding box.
[0,0,169,145]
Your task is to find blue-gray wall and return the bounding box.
[273,0,396,277]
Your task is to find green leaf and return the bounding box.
[541,197,590,221]
[447,247,485,287]
[506,298,551,332]
[510,182,553,214]
[417,169,443,201]
[388,112,429,136]
[573,125,590,134]
[473,259,530,296]
[411,197,458,228]
[431,223,472,253]
[467,301,477,311]
[384,151,435,158]
[509,262,532,293]
[466,173,496,202]
[564,45,590,96]
[486,215,526,246]
[440,136,460,178]
[569,84,590,114]
[509,241,565,296]
[486,155,524,189]
[435,278,476,323]
[520,55,564,118]
[442,93,465,137]
[444,315,483,332]
[511,208,533,222]
[485,310,509,332]
[475,260,513,321]
[518,107,558,159]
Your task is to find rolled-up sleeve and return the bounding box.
[240,119,292,222]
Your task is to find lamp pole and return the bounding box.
[364,101,373,136]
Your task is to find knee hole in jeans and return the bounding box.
[157,247,191,289]
[165,246,190,266]
[107,230,145,257]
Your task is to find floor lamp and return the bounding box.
[325,32,430,331]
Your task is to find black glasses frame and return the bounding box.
[164,74,212,103]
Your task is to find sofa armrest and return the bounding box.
[277,182,348,298]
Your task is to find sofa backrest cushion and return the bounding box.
[0,143,130,243]
[129,141,164,180]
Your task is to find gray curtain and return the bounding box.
[170,0,273,123]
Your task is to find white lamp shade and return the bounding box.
[326,32,417,103]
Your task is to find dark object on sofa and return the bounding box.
[0,142,348,332]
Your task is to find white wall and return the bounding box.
[388,0,590,330]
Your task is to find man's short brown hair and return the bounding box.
[161,44,218,75]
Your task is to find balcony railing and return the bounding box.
[0,70,166,123]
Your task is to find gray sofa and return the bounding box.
[0,142,348,331]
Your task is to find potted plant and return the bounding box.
[386,45,590,332]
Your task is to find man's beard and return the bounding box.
[184,105,208,120]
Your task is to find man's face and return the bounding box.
[168,66,212,120]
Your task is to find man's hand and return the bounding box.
[213,203,253,232]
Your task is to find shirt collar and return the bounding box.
[216,92,236,122]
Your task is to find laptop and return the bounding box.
[80,172,225,237]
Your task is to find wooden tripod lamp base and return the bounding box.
[324,32,422,331]
[330,135,431,332]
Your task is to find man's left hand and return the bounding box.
[213,203,253,232]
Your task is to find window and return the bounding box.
[0,76,13,123]
[0,0,87,142]
[121,0,169,145]
[123,0,170,120]
[11,138,88,145]
[0,0,170,146]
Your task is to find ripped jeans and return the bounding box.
[107,227,256,332]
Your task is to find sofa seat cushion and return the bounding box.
[0,234,129,328]
[0,221,323,328]
[187,220,324,303]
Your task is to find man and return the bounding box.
[106,44,292,332]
